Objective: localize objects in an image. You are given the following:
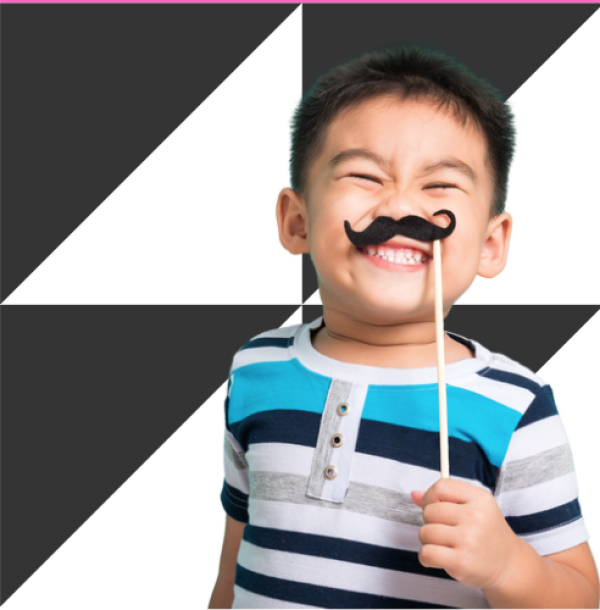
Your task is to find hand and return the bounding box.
[411,478,523,590]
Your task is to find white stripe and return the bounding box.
[450,373,534,415]
[496,471,579,517]
[237,540,488,608]
[503,415,569,461]
[521,518,590,557]
[250,499,422,553]
[232,345,294,371]
[232,585,320,609]
[226,429,245,455]
[248,443,313,477]
[224,435,250,494]
[351,451,490,493]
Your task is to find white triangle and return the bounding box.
[280,305,303,328]
[304,289,323,306]
[3,381,229,610]
[537,310,600,558]
[2,311,306,610]
[458,11,600,305]
[5,7,302,306]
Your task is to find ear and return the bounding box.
[477,212,513,279]
[276,187,311,255]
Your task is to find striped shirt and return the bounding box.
[221,316,589,609]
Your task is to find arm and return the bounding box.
[483,540,599,608]
[208,515,247,609]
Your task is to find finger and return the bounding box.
[419,523,459,548]
[411,490,425,507]
[418,544,456,570]
[422,501,462,526]
[421,478,478,507]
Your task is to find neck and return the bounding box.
[312,306,472,369]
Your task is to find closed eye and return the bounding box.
[425,183,457,190]
[349,173,382,184]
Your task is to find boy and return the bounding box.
[209,46,599,608]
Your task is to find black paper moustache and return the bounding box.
[344,209,456,247]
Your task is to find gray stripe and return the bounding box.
[306,379,351,499]
[497,444,574,493]
[252,471,424,527]
[225,435,248,470]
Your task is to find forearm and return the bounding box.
[483,538,599,609]
[208,576,235,609]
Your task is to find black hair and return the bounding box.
[289,45,516,218]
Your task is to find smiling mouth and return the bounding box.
[357,245,430,265]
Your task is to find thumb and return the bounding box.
[411,490,425,507]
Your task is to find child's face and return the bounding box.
[282,95,511,325]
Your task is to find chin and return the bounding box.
[360,301,431,324]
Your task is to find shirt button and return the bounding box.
[330,433,344,448]
[337,402,350,416]
[324,465,338,480]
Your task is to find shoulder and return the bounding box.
[467,336,558,426]
[450,332,556,422]
[229,322,305,374]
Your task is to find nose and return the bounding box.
[373,186,425,222]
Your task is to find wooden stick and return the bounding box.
[433,239,450,479]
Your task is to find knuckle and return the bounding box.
[434,478,449,494]
[419,524,433,544]
[419,545,435,567]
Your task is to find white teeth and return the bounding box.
[364,246,427,265]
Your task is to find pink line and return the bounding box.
[2,0,598,3]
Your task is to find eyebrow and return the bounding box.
[329,148,392,172]
[419,157,478,183]
[329,149,477,183]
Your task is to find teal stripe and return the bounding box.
[229,362,522,468]
[362,384,522,467]
[229,360,330,424]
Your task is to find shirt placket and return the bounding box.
[306,379,368,503]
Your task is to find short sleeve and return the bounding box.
[220,371,250,523]
[494,384,590,556]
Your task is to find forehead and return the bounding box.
[324,94,487,161]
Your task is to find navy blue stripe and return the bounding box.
[357,419,499,489]
[506,499,582,535]
[516,384,558,429]
[224,393,231,432]
[477,367,541,393]
[230,409,321,453]
[240,336,294,351]
[235,565,453,609]
[232,410,498,488]
[221,480,249,524]
[244,524,453,580]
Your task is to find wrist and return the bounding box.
[482,534,530,600]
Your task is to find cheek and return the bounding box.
[444,241,482,289]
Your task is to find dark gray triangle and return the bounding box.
[0,304,298,604]
[0,4,299,303]
[445,305,600,372]
[301,4,598,301]
[302,304,600,374]
[303,4,598,98]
